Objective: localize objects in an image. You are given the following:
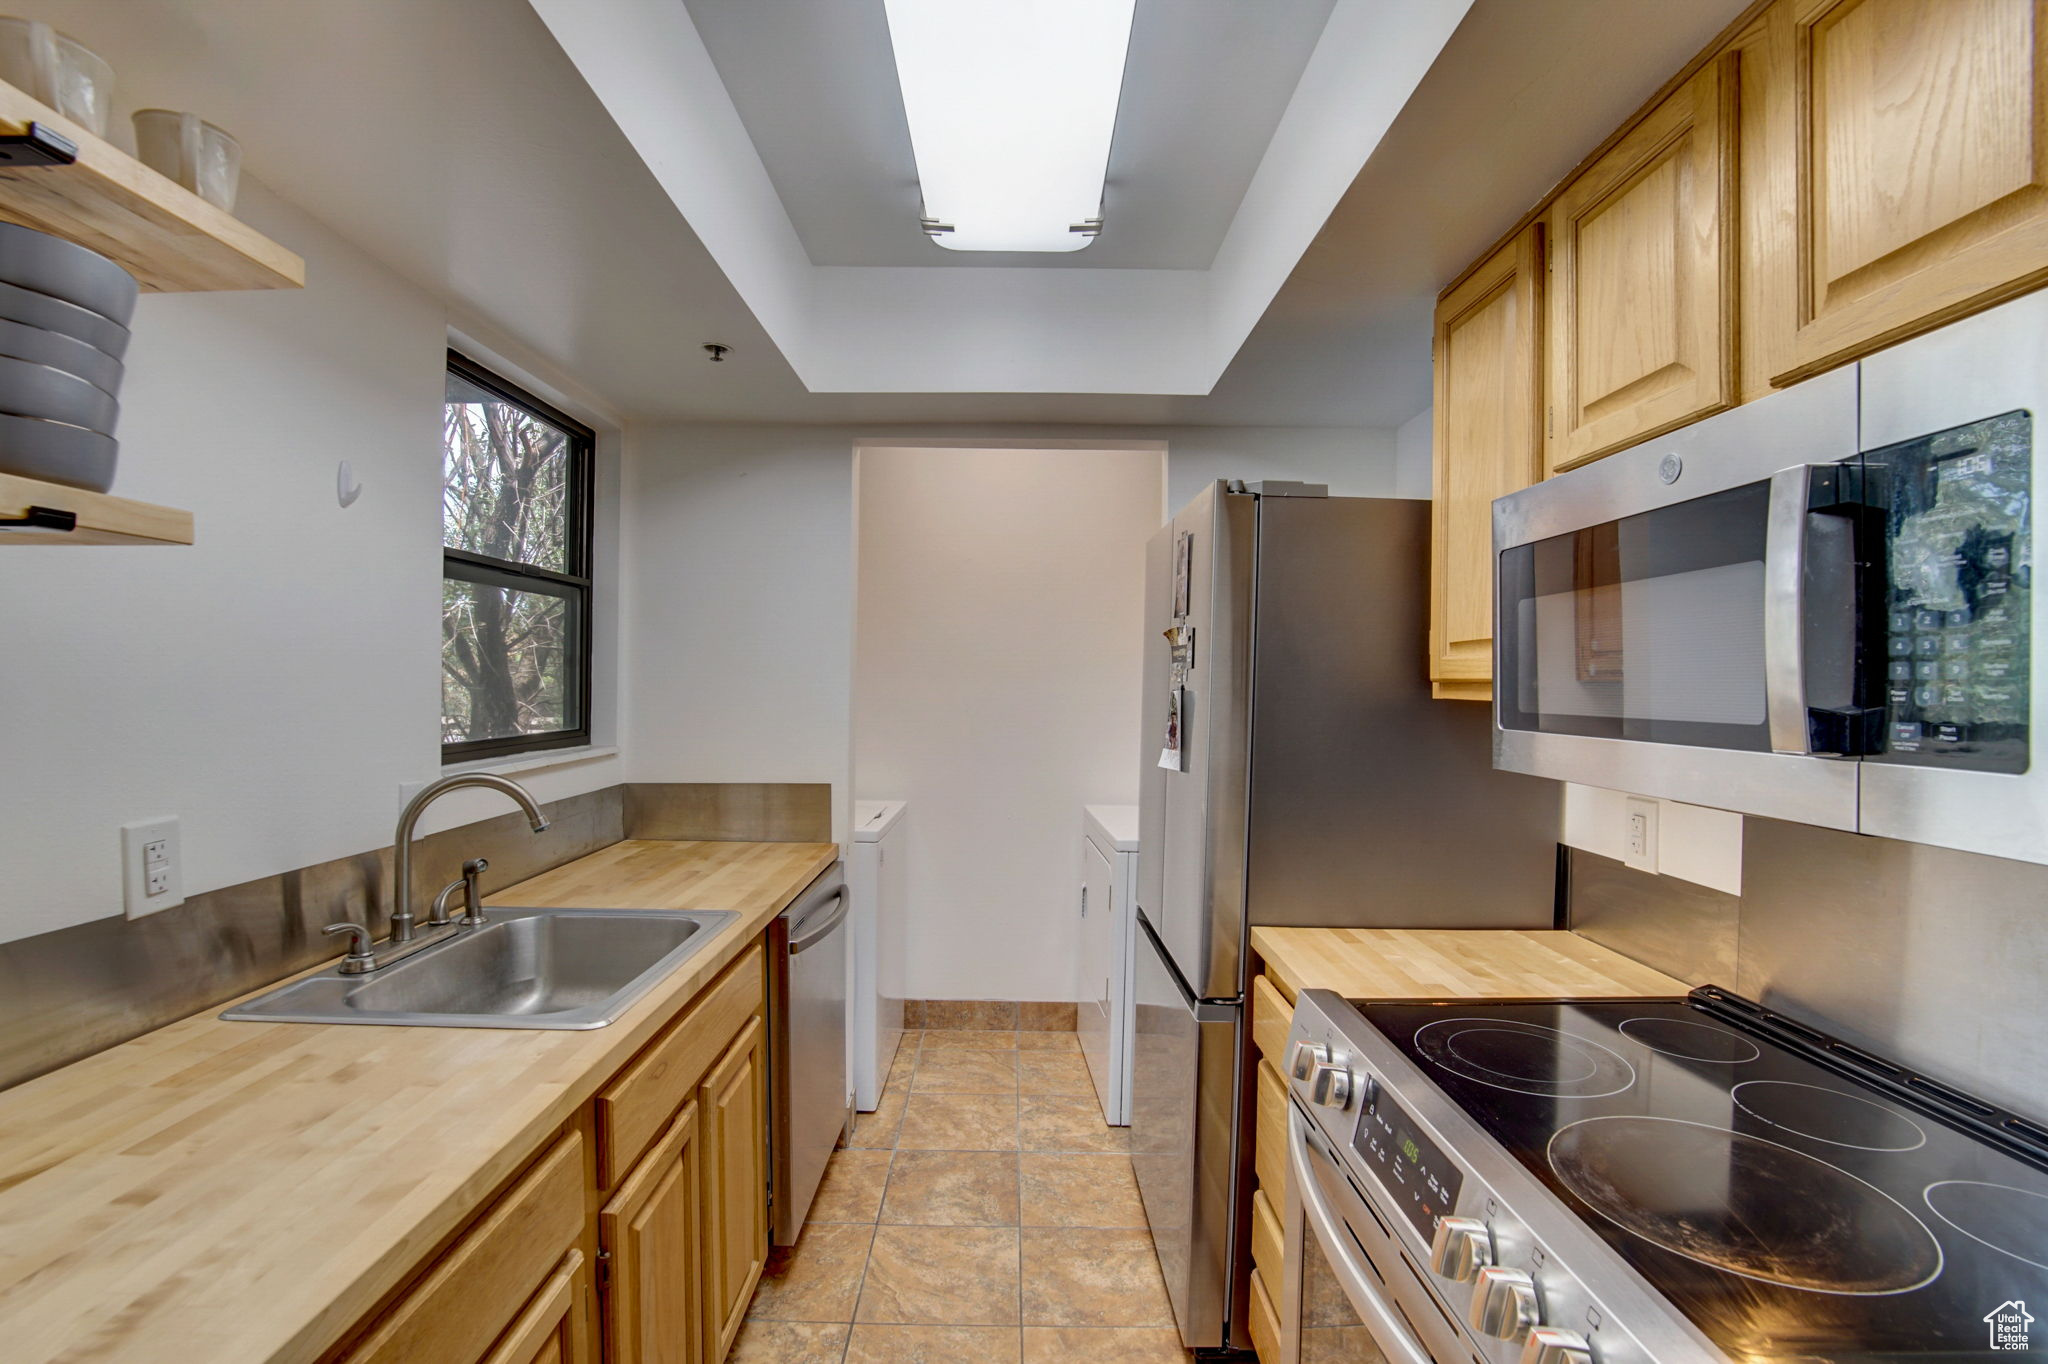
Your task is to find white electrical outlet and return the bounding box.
[121,818,184,918]
[1624,797,1660,874]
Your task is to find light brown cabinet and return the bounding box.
[1748,0,2048,384]
[1431,0,2048,699]
[1543,58,1736,473]
[699,1017,770,1361]
[485,1253,595,1364]
[1430,226,1544,701]
[332,937,772,1364]
[601,1103,705,1364]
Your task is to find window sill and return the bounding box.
[441,745,620,779]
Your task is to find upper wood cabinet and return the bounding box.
[1430,226,1543,702]
[1543,58,1737,473]
[1748,0,2048,382]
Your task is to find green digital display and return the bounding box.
[1402,1137,1421,1164]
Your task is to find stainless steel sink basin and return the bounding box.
[221,906,738,1029]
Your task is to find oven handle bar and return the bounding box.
[1288,1105,1437,1364]
[1764,465,1819,754]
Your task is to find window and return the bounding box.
[441,351,594,761]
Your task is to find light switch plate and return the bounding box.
[121,817,184,918]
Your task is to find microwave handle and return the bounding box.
[1764,465,1819,754]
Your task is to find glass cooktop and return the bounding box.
[1361,996,2048,1363]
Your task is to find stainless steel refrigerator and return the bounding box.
[1130,483,1558,1354]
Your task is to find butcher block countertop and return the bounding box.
[1249,927,1688,1004]
[0,838,836,1364]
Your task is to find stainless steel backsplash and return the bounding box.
[1569,815,2048,1123]
[0,785,623,1091]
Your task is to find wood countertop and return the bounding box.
[0,839,837,1364]
[1249,927,1688,1004]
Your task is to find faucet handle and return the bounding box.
[322,922,377,975]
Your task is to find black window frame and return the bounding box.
[441,349,596,764]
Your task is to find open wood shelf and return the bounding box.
[0,81,302,292]
[0,470,192,544]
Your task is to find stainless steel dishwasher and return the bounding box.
[769,862,851,1245]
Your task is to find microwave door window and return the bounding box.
[1500,483,1775,750]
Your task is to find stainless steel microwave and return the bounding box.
[1494,289,2044,865]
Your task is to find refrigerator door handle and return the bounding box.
[1136,909,1237,1021]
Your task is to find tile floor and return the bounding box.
[732,1027,1194,1363]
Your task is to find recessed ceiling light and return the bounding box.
[883,0,1135,253]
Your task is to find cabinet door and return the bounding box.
[484,1251,593,1364]
[1430,225,1542,701]
[1752,0,2048,383]
[1077,838,1116,1114]
[700,1016,769,1362]
[1544,57,1736,472]
[599,1103,703,1364]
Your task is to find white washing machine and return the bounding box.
[1078,803,1139,1125]
[848,799,907,1111]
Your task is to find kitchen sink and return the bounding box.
[221,906,738,1029]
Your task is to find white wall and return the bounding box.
[619,419,1406,997]
[853,446,1161,1001]
[1561,784,1744,895]
[620,424,857,836]
[1163,424,1405,511]
[0,183,624,945]
[1394,405,1432,499]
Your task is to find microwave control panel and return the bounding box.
[1873,409,2031,773]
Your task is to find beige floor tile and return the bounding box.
[912,1048,1020,1094]
[847,1088,907,1149]
[1022,1326,1191,1362]
[1015,1030,1082,1052]
[898,1093,1020,1151]
[809,1149,893,1223]
[846,1324,1023,1363]
[882,1150,1020,1226]
[1021,1228,1174,1327]
[1019,1153,1145,1228]
[1020,1095,1130,1153]
[747,1222,875,1322]
[730,1319,853,1363]
[1018,1052,1095,1096]
[919,1029,1020,1052]
[856,1225,1022,1325]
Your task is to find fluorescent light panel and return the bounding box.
[883,0,1135,253]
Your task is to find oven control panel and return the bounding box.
[1349,1084,1463,1240]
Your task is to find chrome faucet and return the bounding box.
[391,774,549,943]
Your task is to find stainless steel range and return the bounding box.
[1281,987,2048,1364]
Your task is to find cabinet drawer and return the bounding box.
[342,1132,585,1364]
[482,1250,591,1364]
[1248,1266,1282,1363]
[1250,1187,1285,1290]
[1251,973,1292,1067]
[598,941,764,1186]
[1255,1059,1287,1206]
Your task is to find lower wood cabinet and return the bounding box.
[698,1017,770,1360]
[486,1252,594,1364]
[601,1102,705,1364]
[331,935,774,1364]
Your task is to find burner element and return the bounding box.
[1617,1016,1761,1064]
[1732,1080,1928,1151]
[1415,1018,1634,1098]
[1925,1182,2048,1272]
[1548,1116,1943,1296]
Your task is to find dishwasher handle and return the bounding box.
[787,880,849,954]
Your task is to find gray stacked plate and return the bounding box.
[0,222,136,493]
